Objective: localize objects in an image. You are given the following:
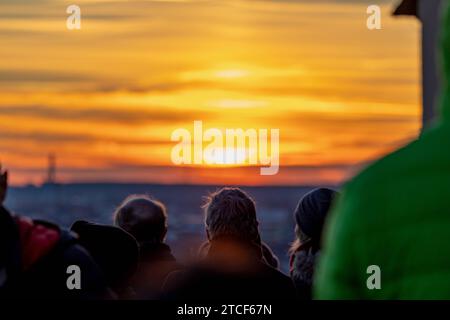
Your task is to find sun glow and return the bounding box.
[214,69,250,79]
[203,147,251,165]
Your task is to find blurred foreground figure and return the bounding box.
[0,167,111,299]
[315,4,450,299]
[163,187,296,300]
[198,241,280,270]
[114,195,181,299]
[71,220,139,299]
[289,188,338,299]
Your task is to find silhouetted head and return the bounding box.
[70,220,138,292]
[114,195,167,244]
[293,188,339,249]
[203,187,260,244]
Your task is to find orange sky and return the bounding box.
[0,0,421,186]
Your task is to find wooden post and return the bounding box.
[419,0,444,130]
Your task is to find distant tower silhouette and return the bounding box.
[46,153,57,184]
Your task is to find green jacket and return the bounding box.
[315,4,450,299]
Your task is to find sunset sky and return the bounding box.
[0,0,421,186]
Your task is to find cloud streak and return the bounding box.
[0,104,211,124]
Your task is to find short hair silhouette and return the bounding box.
[114,195,167,244]
[203,187,260,244]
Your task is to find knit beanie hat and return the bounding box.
[294,188,338,243]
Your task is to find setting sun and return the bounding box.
[214,69,250,79]
[0,0,420,186]
[203,147,249,165]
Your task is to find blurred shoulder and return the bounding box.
[344,123,450,201]
[349,125,450,188]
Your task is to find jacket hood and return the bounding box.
[70,220,139,290]
[441,3,450,121]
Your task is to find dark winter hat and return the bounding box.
[70,220,139,291]
[294,188,339,242]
